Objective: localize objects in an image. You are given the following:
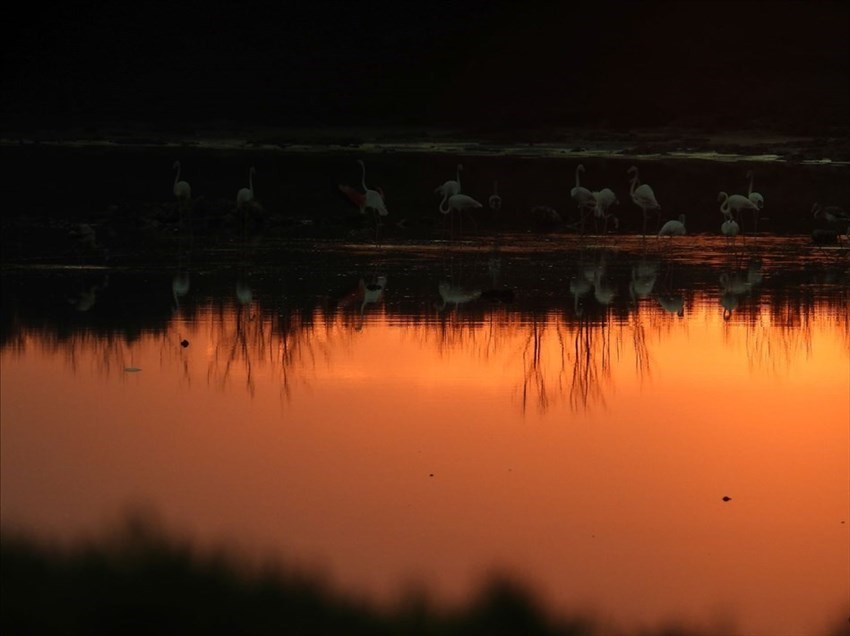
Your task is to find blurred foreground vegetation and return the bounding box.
[2,514,848,636]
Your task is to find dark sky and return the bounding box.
[3,0,848,133]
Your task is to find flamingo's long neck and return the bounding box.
[360,162,367,192]
[439,193,451,214]
[629,175,638,196]
[575,166,582,189]
[248,168,254,192]
[747,171,754,196]
[719,193,730,217]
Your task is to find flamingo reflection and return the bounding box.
[437,281,481,312]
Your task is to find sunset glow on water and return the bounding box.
[2,286,847,635]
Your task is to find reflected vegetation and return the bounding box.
[2,236,848,416]
[2,148,849,636]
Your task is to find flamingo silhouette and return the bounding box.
[627,166,660,236]
[488,180,502,210]
[338,160,388,243]
[172,161,191,215]
[746,170,764,232]
[658,214,686,237]
[718,191,758,224]
[236,166,256,210]
[435,164,463,201]
[440,193,482,237]
[592,187,619,233]
[571,164,596,230]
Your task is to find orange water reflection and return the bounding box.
[1,296,848,635]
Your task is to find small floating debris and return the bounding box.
[180,339,189,348]
[124,367,142,373]
[722,496,732,502]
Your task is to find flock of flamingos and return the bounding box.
[171,159,849,243]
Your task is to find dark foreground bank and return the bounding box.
[2,515,849,636]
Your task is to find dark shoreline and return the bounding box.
[3,123,850,163]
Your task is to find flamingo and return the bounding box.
[172,161,191,209]
[812,203,849,240]
[488,180,502,210]
[339,160,388,242]
[338,160,387,216]
[718,191,758,230]
[592,187,619,232]
[236,166,256,210]
[435,164,463,200]
[746,170,764,232]
[721,215,740,239]
[658,214,686,237]
[627,166,661,235]
[440,193,482,236]
[571,164,596,229]
[745,170,764,208]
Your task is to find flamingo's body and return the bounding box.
[812,203,849,235]
[658,214,686,237]
[488,180,502,211]
[440,193,482,215]
[172,161,191,204]
[721,217,740,238]
[339,161,388,217]
[570,165,597,224]
[236,166,256,209]
[435,164,463,200]
[627,166,660,235]
[718,191,758,217]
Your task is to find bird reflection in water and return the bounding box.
[437,281,482,312]
[719,270,751,321]
[69,274,109,313]
[338,275,387,331]
[630,258,659,305]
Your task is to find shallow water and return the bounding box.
[1,145,849,635]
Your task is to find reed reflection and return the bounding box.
[2,241,848,414]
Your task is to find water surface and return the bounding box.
[2,145,849,635]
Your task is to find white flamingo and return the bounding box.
[627,166,661,235]
[435,164,463,200]
[658,214,686,237]
[440,193,482,236]
[357,159,388,217]
[592,187,619,232]
[488,180,502,210]
[172,161,191,208]
[746,170,764,232]
[718,191,758,229]
[236,166,256,210]
[571,165,596,229]
[746,170,764,208]
[721,215,740,238]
